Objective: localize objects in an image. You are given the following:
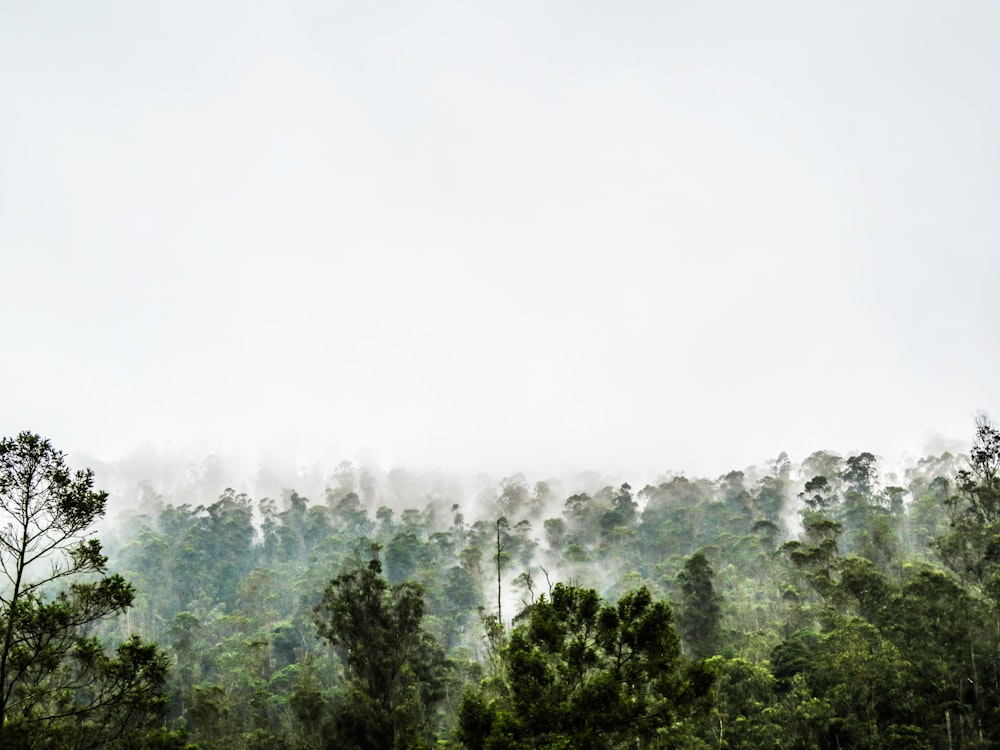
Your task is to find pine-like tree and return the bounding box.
[0,432,169,748]
[676,551,723,658]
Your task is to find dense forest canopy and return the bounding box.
[2,416,999,749]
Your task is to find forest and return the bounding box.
[1,416,999,749]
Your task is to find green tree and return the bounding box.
[886,567,989,746]
[313,550,449,750]
[458,583,711,749]
[676,552,723,659]
[936,414,1000,603]
[0,432,169,748]
[811,618,918,748]
[699,657,781,750]
[799,476,837,516]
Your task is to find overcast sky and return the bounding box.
[2,1,997,482]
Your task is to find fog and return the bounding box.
[2,2,997,484]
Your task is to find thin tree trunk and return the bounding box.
[0,481,33,732]
[496,519,503,624]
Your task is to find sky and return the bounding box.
[1,1,997,484]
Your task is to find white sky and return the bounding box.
[1,1,997,482]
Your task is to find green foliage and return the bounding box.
[459,583,711,749]
[937,415,1000,601]
[313,551,450,750]
[697,657,780,749]
[676,552,722,658]
[0,432,169,747]
[68,414,1000,749]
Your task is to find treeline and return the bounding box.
[2,417,999,748]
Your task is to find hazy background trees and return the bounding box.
[3,415,995,747]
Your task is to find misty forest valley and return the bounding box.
[2,416,1000,750]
